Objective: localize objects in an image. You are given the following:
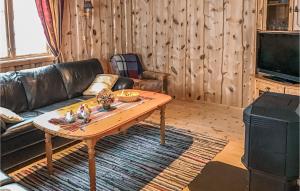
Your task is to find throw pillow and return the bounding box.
[83,74,118,96]
[0,107,24,123]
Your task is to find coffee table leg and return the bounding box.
[87,139,96,191]
[160,105,166,145]
[45,133,53,175]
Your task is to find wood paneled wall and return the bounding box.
[61,0,257,107]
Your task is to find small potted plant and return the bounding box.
[96,88,115,110]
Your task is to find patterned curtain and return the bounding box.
[35,0,64,62]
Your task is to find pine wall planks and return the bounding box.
[60,0,256,107]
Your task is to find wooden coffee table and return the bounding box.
[33,90,172,191]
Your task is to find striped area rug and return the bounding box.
[11,123,228,191]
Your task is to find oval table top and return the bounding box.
[33,90,172,140]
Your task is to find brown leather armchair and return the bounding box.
[110,54,169,93]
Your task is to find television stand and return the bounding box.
[254,74,300,99]
[263,75,298,84]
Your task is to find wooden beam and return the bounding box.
[221,0,244,107]
[185,0,205,101]
[5,0,16,58]
[242,0,257,107]
[90,0,102,62]
[112,0,122,54]
[203,0,224,104]
[168,0,187,99]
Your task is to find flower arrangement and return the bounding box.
[96,88,115,110]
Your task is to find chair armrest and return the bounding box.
[130,78,143,90]
[112,77,134,91]
[131,78,142,86]
[142,71,170,81]
[141,71,169,94]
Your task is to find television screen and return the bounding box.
[257,32,300,83]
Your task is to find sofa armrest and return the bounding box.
[2,120,33,137]
[112,77,134,91]
[0,170,13,186]
[0,183,29,191]
[142,71,169,81]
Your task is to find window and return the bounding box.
[0,2,8,58]
[0,0,49,60]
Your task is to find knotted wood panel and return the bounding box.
[59,0,257,107]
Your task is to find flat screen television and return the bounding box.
[257,32,300,83]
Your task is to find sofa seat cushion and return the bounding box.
[17,65,68,110]
[55,59,103,98]
[18,111,42,120]
[34,98,82,113]
[0,72,28,113]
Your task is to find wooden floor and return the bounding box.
[147,100,248,191]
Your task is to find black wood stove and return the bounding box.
[242,92,299,191]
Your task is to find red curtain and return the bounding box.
[35,0,64,62]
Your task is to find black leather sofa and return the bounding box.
[0,59,134,172]
[0,170,28,190]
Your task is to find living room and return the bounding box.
[0,0,299,191]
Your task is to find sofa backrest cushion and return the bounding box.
[17,65,68,110]
[55,59,103,98]
[0,72,28,113]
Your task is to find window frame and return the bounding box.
[0,0,52,62]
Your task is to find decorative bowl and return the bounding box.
[117,90,140,102]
